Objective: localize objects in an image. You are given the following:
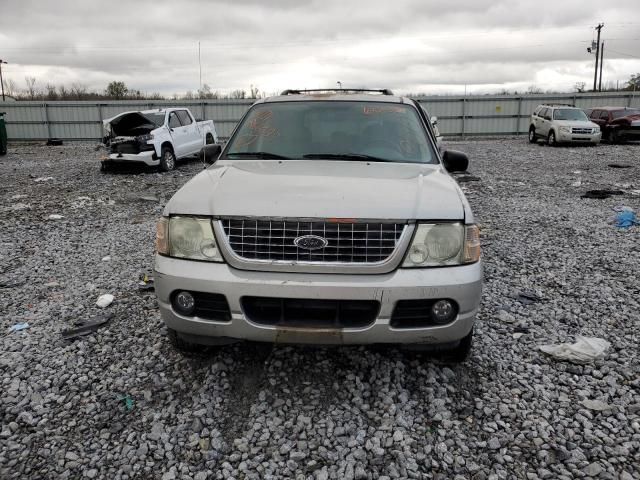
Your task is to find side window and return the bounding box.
[589,110,598,119]
[177,110,192,125]
[168,113,182,128]
[599,111,609,120]
[539,108,548,120]
[533,106,542,116]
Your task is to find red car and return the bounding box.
[587,107,640,144]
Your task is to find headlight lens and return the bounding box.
[403,223,480,267]
[138,133,154,143]
[155,216,223,262]
[559,127,571,133]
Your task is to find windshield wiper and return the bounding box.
[302,153,392,162]
[226,151,290,159]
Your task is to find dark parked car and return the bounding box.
[587,107,640,144]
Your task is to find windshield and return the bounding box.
[223,101,437,164]
[612,109,640,119]
[143,112,166,127]
[553,109,588,121]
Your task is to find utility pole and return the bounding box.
[198,41,202,92]
[598,41,604,92]
[593,23,603,91]
[0,60,7,101]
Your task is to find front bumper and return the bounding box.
[154,255,483,345]
[104,150,158,166]
[557,131,601,143]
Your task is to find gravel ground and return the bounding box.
[0,139,639,480]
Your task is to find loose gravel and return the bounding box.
[1,139,639,479]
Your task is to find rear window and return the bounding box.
[612,109,640,119]
[224,101,437,164]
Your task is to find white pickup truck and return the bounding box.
[101,108,218,171]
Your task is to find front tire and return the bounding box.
[547,130,557,147]
[528,128,537,143]
[160,147,176,172]
[607,130,618,144]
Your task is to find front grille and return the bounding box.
[220,219,405,264]
[571,128,593,134]
[241,296,379,328]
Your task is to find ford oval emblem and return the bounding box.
[294,235,328,251]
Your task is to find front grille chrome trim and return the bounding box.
[214,218,414,274]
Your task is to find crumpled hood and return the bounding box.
[104,112,158,136]
[554,120,599,129]
[164,160,466,220]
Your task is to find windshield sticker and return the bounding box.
[363,106,405,115]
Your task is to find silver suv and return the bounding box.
[528,104,601,146]
[154,89,482,360]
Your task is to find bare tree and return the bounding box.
[249,85,260,99]
[573,82,586,93]
[2,78,17,97]
[230,89,247,99]
[45,83,58,100]
[25,76,38,99]
[526,85,543,95]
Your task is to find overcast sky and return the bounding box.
[1,0,639,97]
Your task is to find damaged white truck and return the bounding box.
[101,108,218,171]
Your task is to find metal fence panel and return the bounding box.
[2,93,637,140]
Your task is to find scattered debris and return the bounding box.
[512,332,524,340]
[608,163,632,169]
[581,399,612,411]
[516,291,542,305]
[139,195,159,202]
[48,214,64,220]
[119,394,135,411]
[101,256,111,262]
[96,294,114,308]
[539,336,611,364]
[61,313,112,340]
[8,323,30,333]
[581,189,624,199]
[455,175,481,183]
[46,138,63,146]
[138,273,154,292]
[34,176,54,183]
[571,180,582,187]
[610,206,638,229]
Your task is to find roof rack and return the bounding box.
[543,103,575,107]
[280,88,394,96]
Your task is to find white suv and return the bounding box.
[528,105,601,146]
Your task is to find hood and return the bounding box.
[164,160,465,221]
[612,113,640,124]
[105,112,158,136]
[554,120,598,128]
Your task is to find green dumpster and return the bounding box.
[0,112,7,155]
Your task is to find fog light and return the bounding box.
[174,291,195,315]
[431,299,456,324]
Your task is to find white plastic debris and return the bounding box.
[539,336,611,364]
[571,180,582,187]
[34,176,54,182]
[101,256,111,262]
[48,214,64,220]
[96,294,114,308]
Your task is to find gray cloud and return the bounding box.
[2,0,639,96]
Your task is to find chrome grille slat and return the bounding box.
[221,218,405,264]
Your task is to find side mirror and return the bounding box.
[430,116,438,126]
[442,150,469,173]
[199,144,222,165]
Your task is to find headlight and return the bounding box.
[593,127,599,133]
[155,216,223,262]
[403,223,480,267]
[559,127,571,133]
[138,133,154,143]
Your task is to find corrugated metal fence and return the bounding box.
[1,92,638,141]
